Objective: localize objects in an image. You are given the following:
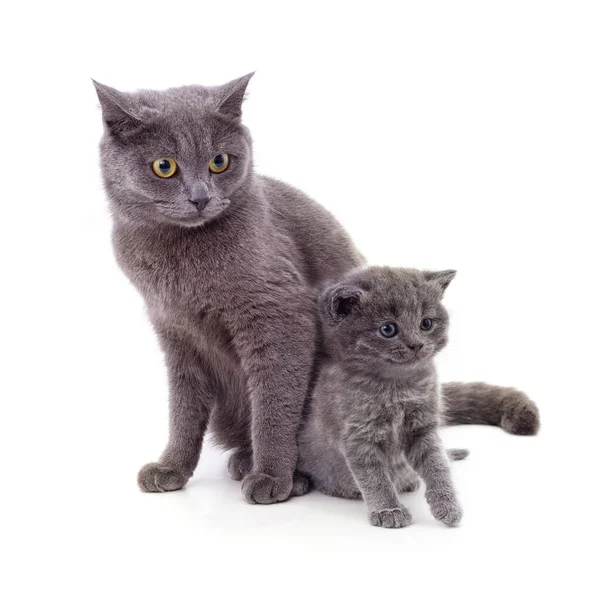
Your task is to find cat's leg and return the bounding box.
[229,449,314,496]
[234,300,317,505]
[390,448,467,493]
[389,456,421,493]
[405,428,463,526]
[343,441,412,528]
[227,447,253,481]
[231,447,310,496]
[138,329,215,493]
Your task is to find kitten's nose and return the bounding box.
[407,343,423,352]
[189,195,210,212]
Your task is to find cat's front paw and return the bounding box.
[137,462,189,493]
[426,491,463,526]
[369,506,412,528]
[241,472,293,504]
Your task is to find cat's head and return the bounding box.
[319,267,456,374]
[93,74,254,227]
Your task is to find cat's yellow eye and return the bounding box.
[152,158,178,178]
[209,153,230,174]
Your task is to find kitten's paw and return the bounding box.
[397,475,421,493]
[291,473,312,497]
[227,448,253,481]
[137,462,189,493]
[241,472,293,504]
[501,394,540,435]
[369,506,412,529]
[427,495,463,526]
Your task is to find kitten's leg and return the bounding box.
[308,468,363,499]
[405,429,463,526]
[138,330,215,493]
[344,442,412,528]
[236,302,317,505]
[390,449,467,494]
[389,456,421,493]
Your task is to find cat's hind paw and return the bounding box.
[369,506,412,528]
[291,473,312,497]
[137,462,189,493]
[241,472,293,504]
[227,448,253,481]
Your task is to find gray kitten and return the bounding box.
[299,267,466,528]
[93,74,540,505]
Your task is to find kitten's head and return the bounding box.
[319,267,456,374]
[93,74,254,227]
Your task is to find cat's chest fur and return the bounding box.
[111,225,249,367]
[113,221,254,315]
[111,214,308,365]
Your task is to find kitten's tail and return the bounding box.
[447,448,469,461]
[441,382,540,435]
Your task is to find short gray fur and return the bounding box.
[93,74,540,505]
[299,267,470,527]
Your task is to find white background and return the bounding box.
[1,1,598,588]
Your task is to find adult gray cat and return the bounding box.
[299,267,470,527]
[93,73,540,505]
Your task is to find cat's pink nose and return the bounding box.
[408,343,423,352]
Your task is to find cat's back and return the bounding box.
[259,176,365,286]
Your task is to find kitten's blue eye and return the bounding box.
[420,318,433,331]
[379,323,398,338]
[209,153,230,173]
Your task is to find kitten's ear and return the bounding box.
[424,270,457,293]
[216,72,254,119]
[321,284,363,325]
[92,80,144,138]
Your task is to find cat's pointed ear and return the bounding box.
[321,283,364,325]
[216,72,254,119]
[424,270,457,293]
[92,80,144,137]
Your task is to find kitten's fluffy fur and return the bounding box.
[93,74,540,505]
[299,267,465,527]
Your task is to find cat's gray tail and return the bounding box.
[447,448,469,461]
[441,382,540,435]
